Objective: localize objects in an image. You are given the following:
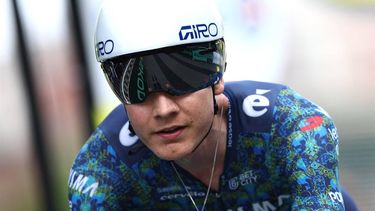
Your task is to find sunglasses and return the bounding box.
[101,39,226,104]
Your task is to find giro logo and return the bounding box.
[96,39,114,57]
[243,89,271,117]
[179,23,218,40]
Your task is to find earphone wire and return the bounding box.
[171,105,224,211]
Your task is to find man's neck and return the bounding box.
[174,107,228,190]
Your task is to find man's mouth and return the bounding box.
[156,126,185,140]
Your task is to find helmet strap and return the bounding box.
[212,86,218,115]
[128,122,136,134]
[190,87,218,153]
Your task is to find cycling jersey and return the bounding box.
[68,80,345,210]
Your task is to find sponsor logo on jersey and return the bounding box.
[328,127,339,141]
[243,89,271,118]
[159,186,221,201]
[227,105,233,148]
[329,191,343,203]
[159,185,205,200]
[68,170,99,197]
[300,116,323,132]
[179,23,218,40]
[228,170,258,190]
[119,121,139,146]
[160,191,206,201]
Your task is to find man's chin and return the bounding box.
[157,154,186,161]
[153,149,193,161]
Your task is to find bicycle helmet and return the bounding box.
[95,0,226,104]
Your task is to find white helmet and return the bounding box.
[94,0,226,105]
[94,0,224,62]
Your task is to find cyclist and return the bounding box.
[68,0,347,210]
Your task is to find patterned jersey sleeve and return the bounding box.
[68,129,126,211]
[273,87,345,210]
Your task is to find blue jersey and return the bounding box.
[68,80,345,210]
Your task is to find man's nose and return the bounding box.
[150,92,180,118]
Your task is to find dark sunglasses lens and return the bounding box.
[102,40,225,104]
[102,58,147,104]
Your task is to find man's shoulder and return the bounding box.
[98,104,128,137]
[68,107,144,200]
[70,127,122,172]
[68,126,144,210]
[223,80,288,117]
[223,80,287,133]
[95,104,150,166]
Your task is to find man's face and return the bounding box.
[125,87,214,161]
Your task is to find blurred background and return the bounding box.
[1,0,374,210]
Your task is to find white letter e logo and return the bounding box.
[243,89,270,117]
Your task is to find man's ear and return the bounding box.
[213,78,224,95]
